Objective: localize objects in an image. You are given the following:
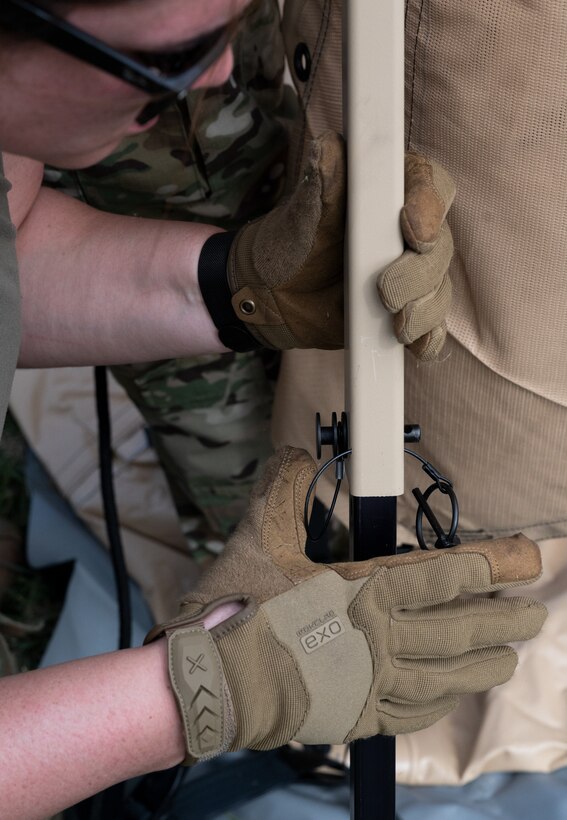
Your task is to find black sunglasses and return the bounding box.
[0,0,233,123]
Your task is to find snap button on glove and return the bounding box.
[147,448,546,764]
[377,152,456,360]
[226,131,346,350]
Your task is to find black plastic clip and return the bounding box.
[405,451,461,550]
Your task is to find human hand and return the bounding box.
[199,135,454,354]
[147,447,546,763]
[377,152,456,360]
[222,130,346,350]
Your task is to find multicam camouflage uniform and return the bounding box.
[45,0,298,562]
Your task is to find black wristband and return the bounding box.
[198,232,262,353]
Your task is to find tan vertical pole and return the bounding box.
[344,1,405,496]
[344,2,405,818]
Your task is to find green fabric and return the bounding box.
[45,0,295,230]
[111,352,277,558]
[0,155,21,438]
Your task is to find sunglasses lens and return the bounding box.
[134,26,228,79]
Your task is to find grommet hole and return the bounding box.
[294,43,312,82]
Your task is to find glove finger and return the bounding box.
[378,221,454,312]
[359,534,543,610]
[390,645,519,702]
[243,132,345,294]
[189,446,321,606]
[393,273,452,346]
[256,446,325,581]
[392,595,547,657]
[407,323,447,361]
[372,695,459,737]
[402,153,456,253]
[317,131,347,217]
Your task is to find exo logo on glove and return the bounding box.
[299,613,346,654]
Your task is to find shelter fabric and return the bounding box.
[274,0,567,540]
[272,0,567,782]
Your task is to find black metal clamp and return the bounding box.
[308,411,461,551]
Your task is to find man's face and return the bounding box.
[0,0,251,168]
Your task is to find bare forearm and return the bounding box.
[16,187,228,367]
[0,640,185,820]
[0,601,243,820]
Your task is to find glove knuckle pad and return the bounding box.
[378,221,453,319]
[395,275,452,344]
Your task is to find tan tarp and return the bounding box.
[277,0,567,541]
[10,368,200,624]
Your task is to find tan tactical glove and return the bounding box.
[377,152,456,360]
[147,448,546,764]
[198,133,455,358]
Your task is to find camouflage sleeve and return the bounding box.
[44,0,300,562]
